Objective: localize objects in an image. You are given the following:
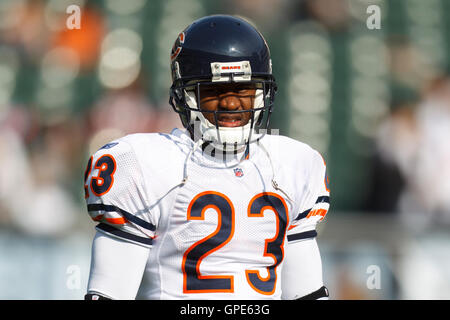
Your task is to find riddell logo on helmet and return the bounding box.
[221,66,241,70]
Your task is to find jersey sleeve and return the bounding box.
[287,150,330,243]
[84,140,156,248]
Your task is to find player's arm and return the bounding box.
[83,140,157,300]
[281,149,330,300]
[85,231,150,300]
[281,237,328,300]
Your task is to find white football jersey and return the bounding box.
[84,128,330,299]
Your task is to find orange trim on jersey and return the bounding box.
[90,214,128,225]
[91,154,117,197]
[245,192,289,295]
[306,208,328,219]
[105,217,128,224]
[324,176,330,193]
[182,191,235,294]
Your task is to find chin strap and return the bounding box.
[181,137,204,185]
[147,134,203,203]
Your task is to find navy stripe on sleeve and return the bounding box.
[293,195,330,221]
[294,208,311,221]
[96,223,153,246]
[88,203,156,231]
[287,230,317,242]
[316,196,330,204]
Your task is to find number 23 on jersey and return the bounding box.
[183,191,289,295]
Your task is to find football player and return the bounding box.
[84,15,330,300]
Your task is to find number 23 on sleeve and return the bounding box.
[84,154,117,198]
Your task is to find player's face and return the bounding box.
[199,83,256,127]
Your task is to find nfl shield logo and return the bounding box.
[234,168,244,177]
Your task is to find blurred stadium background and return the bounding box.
[1,0,450,300]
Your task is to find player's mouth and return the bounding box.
[217,115,244,127]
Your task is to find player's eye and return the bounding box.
[199,85,256,99]
[237,88,252,94]
[236,87,256,97]
[199,86,218,96]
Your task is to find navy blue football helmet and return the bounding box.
[169,15,277,151]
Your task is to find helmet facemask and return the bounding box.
[170,66,276,152]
